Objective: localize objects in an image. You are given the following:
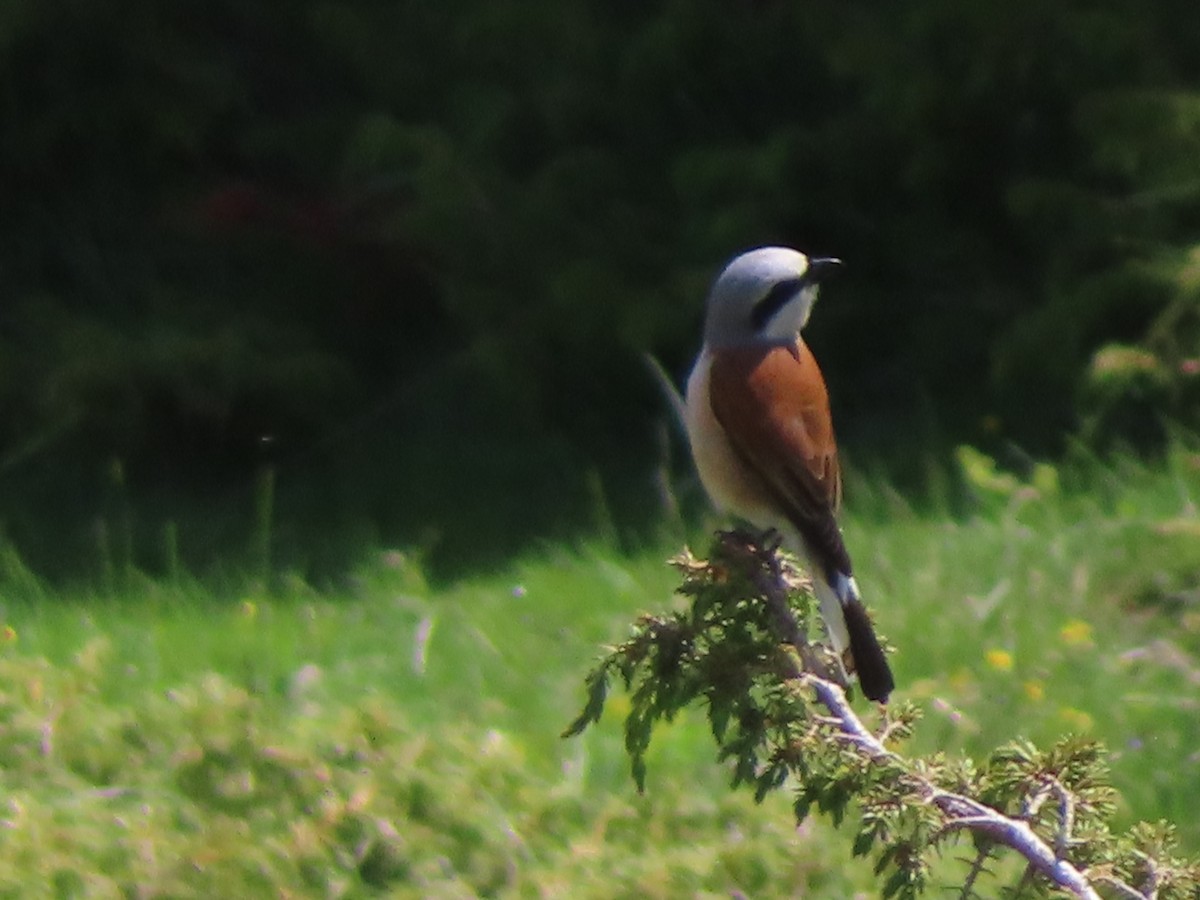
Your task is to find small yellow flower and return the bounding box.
[238,600,258,620]
[1059,619,1092,646]
[0,625,16,643]
[985,649,1014,672]
[1059,706,1094,731]
[1023,680,1045,702]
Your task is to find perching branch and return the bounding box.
[743,534,1101,899]
[565,532,1200,899]
[804,679,1101,898]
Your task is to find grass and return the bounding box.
[0,447,1199,896]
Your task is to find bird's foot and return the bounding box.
[757,527,784,553]
[720,525,783,555]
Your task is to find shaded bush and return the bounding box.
[2,0,1199,575]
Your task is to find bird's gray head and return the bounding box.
[703,246,842,348]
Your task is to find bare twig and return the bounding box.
[1055,780,1077,861]
[1092,872,1154,900]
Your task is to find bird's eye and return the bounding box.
[751,277,805,331]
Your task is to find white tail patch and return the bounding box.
[813,571,895,703]
[836,573,861,605]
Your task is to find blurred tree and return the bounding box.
[0,0,1198,577]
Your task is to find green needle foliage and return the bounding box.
[566,533,1200,899]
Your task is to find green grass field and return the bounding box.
[1,447,1199,897]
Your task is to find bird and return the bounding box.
[684,246,895,703]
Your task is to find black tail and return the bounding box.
[843,597,894,703]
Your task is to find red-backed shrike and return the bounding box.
[685,247,894,703]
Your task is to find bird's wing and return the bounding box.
[708,340,851,579]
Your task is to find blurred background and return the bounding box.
[3,0,1200,583]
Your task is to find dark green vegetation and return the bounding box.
[3,1,1200,579]
[0,452,1194,894]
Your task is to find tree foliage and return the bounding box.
[2,0,1200,572]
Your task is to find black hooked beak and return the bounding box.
[804,257,844,285]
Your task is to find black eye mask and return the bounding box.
[751,277,806,332]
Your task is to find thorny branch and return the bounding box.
[734,533,1135,900]
[567,533,1198,898]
